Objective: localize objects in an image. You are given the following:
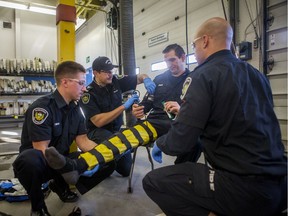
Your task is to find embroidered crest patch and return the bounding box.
[81,93,90,104]
[180,77,192,100]
[32,108,49,125]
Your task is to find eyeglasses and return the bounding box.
[191,36,203,49]
[67,78,86,86]
[100,70,113,74]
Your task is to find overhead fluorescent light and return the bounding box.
[0,0,27,10]
[29,6,56,15]
[0,0,56,16]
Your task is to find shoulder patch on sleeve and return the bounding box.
[180,77,192,100]
[32,108,49,125]
[81,93,90,104]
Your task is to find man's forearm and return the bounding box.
[90,105,125,128]
[156,121,202,156]
[76,134,97,152]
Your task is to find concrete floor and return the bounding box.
[0,127,176,216]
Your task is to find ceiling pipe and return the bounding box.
[119,0,136,127]
[119,0,135,76]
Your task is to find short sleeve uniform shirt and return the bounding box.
[80,75,137,133]
[20,90,87,155]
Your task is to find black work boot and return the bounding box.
[49,179,79,202]
[30,205,51,216]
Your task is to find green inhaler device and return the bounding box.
[162,101,176,120]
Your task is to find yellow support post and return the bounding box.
[56,0,76,62]
[56,0,77,151]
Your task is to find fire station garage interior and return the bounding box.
[0,0,287,215]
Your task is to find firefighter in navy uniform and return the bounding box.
[13,61,115,216]
[143,17,287,216]
[132,43,202,164]
[80,56,156,177]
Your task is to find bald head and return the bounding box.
[197,17,233,49]
[193,17,233,64]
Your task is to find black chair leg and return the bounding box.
[127,144,154,193]
[127,147,138,193]
[146,146,154,170]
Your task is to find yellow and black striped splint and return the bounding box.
[79,121,158,170]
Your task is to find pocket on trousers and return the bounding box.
[190,163,214,198]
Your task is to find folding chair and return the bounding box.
[127,143,154,193]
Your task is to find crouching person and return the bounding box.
[13,61,114,216]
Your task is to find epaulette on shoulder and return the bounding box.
[37,94,53,105]
[86,85,93,91]
[115,74,126,80]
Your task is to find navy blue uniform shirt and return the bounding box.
[20,90,87,155]
[80,75,137,133]
[141,68,190,120]
[159,50,287,176]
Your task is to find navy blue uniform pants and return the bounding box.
[143,162,287,216]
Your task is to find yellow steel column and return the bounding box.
[56,0,76,62]
[56,0,77,153]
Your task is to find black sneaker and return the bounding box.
[49,180,79,203]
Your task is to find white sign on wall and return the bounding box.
[148,32,169,47]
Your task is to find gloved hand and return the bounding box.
[143,78,156,94]
[115,149,132,160]
[152,142,162,163]
[81,165,100,177]
[123,148,132,155]
[123,94,139,110]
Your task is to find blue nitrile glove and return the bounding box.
[123,94,139,110]
[143,78,156,94]
[152,142,162,163]
[81,165,100,177]
[115,148,132,160]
